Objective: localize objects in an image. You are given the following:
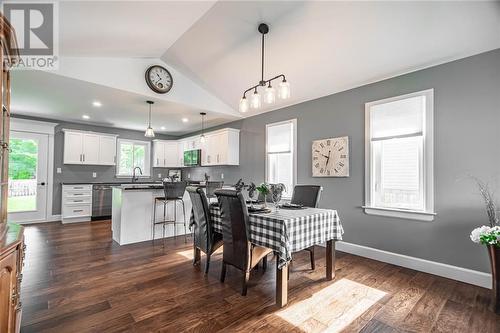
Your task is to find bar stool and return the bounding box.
[205,181,223,203]
[152,181,188,244]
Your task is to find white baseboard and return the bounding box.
[336,241,492,289]
[15,214,62,224]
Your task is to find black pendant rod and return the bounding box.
[241,23,286,99]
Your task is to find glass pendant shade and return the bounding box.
[250,91,261,109]
[264,86,276,104]
[278,80,290,99]
[239,96,249,113]
[144,126,155,138]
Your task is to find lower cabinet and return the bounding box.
[62,185,93,223]
[0,224,24,333]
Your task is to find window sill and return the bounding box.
[362,206,436,221]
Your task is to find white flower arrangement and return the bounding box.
[470,225,500,246]
[469,177,500,247]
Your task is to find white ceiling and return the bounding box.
[163,1,500,116]
[11,70,238,136]
[10,1,500,134]
[59,1,216,57]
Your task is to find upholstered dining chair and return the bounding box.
[290,185,323,270]
[187,186,223,275]
[215,189,273,296]
[205,181,224,203]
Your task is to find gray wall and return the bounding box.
[13,115,179,215]
[182,48,500,273]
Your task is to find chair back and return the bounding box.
[206,181,224,198]
[163,181,187,200]
[187,186,213,253]
[290,185,323,208]
[215,189,250,271]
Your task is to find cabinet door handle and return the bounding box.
[83,154,85,162]
[73,200,83,202]
[73,209,84,212]
[164,158,166,166]
[157,158,159,165]
[79,154,82,162]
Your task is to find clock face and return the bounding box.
[312,136,349,177]
[145,65,173,94]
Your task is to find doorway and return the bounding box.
[7,131,49,223]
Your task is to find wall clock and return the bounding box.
[145,65,173,94]
[312,136,349,177]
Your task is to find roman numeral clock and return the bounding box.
[312,136,349,177]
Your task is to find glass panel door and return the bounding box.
[7,131,48,222]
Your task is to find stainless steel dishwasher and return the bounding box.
[92,184,113,220]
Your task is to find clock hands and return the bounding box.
[325,150,331,167]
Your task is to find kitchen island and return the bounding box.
[111,184,192,245]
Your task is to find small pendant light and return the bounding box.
[200,112,206,143]
[144,100,155,138]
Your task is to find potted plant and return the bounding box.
[256,183,270,207]
[469,177,500,314]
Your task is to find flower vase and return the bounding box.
[263,195,268,208]
[487,245,500,314]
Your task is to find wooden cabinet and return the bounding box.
[153,140,179,168]
[63,130,117,165]
[0,224,24,333]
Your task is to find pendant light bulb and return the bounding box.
[199,112,206,143]
[144,101,155,138]
[264,84,276,104]
[239,96,249,113]
[278,79,290,100]
[250,89,261,109]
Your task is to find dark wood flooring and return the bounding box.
[20,220,499,332]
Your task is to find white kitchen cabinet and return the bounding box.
[63,131,83,164]
[63,129,117,165]
[99,136,117,165]
[153,140,179,168]
[62,184,92,223]
[82,133,100,164]
[201,128,239,166]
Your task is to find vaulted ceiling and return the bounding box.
[11,1,500,135]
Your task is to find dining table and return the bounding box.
[190,203,344,307]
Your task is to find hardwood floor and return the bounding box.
[20,221,498,332]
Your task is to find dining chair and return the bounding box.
[215,189,273,296]
[205,181,224,203]
[187,186,223,274]
[290,185,323,270]
[152,181,188,243]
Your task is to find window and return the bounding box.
[266,119,297,199]
[364,89,435,221]
[116,139,151,177]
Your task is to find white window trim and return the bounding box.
[364,89,435,221]
[116,138,151,177]
[265,119,297,199]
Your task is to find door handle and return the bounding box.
[38,182,46,186]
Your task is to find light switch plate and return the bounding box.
[188,173,191,179]
[92,172,97,178]
[221,173,224,179]
[158,173,162,178]
[56,167,62,174]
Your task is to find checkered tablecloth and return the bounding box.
[190,205,343,268]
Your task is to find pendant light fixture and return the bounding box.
[239,23,290,113]
[199,112,206,143]
[144,100,155,138]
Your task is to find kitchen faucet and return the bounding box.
[132,167,143,183]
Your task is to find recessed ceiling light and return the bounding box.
[82,115,90,120]
[92,101,102,107]
[160,126,166,130]
[182,118,189,123]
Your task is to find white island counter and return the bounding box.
[111,184,192,245]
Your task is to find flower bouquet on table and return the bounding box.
[256,183,270,207]
[469,177,500,314]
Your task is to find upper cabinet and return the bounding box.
[63,129,117,165]
[153,140,180,168]
[200,128,240,166]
